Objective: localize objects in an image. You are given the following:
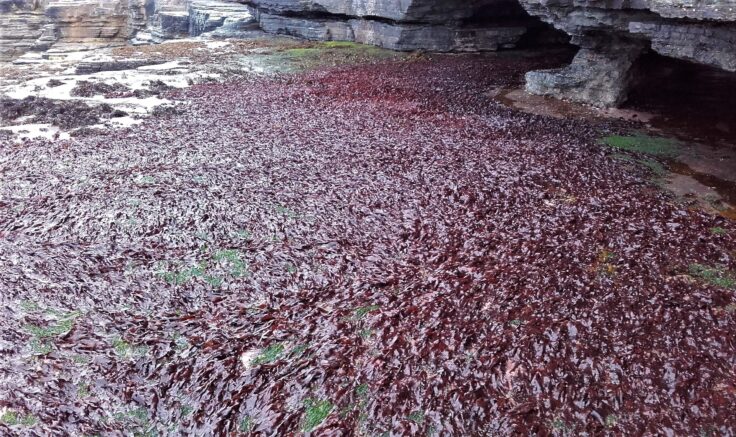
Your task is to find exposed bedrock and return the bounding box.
[0,0,567,59]
[0,0,149,61]
[248,0,565,52]
[519,0,736,107]
[257,13,531,51]
[247,0,526,23]
[145,0,258,41]
[526,37,646,107]
[0,0,258,61]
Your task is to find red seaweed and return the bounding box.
[0,53,734,436]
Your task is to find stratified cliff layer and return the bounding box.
[0,0,258,61]
[519,0,736,107]
[0,0,144,61]
[0,0,564,61]
[248,0,545,52]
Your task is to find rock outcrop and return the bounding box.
[0,0,566,60]
[519,0,736,107]
[0,0,257,61]
[146,0,257,41]
[0,0,154,61]
[250,0,554,51]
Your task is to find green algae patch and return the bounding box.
[407,410,425,424]
[688,263,736,290]
[275,41,402,71]
[112,337,148,359]
[24,310,82,355]
[284,41,386,57]
[158,249,248,287]
[302,398,334,432]
[354,304,380,319]
[601,134,680,157]
[239,416,253,432]
[282,47,318,58]
[321,41,365,49]
[1,410,38,427]
[251,343,285,366]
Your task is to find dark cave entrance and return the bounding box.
[460,1,531,25]
[625,52,736,147]
[458,1,571,48]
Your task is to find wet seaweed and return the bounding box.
[0,96,121,129]
[0,52,734,436]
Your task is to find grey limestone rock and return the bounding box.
[519,0,736,106]
[253,0,540,52]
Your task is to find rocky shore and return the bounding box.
[2,0,735,109]
[1,1,735,435]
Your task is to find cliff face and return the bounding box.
[0,0,150,61]
[146,0,258,40]
[0,0,560,61]
[249,0,549,52]
[0,0,258,61]
[519,0,736,107]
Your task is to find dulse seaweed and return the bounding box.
[0,53,735,436]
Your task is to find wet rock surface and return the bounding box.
[1,50,735,436]
[0,37,408,142]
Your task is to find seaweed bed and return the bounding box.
[0,53,735,436]
[0,96,126,130]
[71,79,176,99]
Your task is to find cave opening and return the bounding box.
[458,1,571,48]
[459,2,530,25]
[625,52,736,147]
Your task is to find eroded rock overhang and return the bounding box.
[518,0,736,107]
[0,0,569,61]
[245,0,561,52]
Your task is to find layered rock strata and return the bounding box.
[0,0,147,61]
[257,13,529,51]
[0,0,563,60]
[146,0,257,40]
[520,0,736,107]
[0,0,257,61]
[249,0,550,51]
